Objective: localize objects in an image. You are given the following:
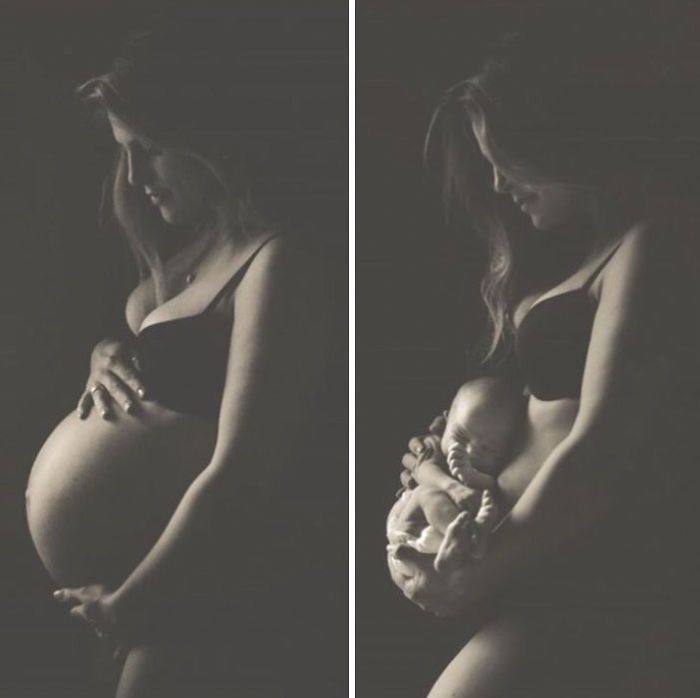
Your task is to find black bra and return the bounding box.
[515,242,622,401]
[134,236,278,419]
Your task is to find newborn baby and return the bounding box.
[387,377,524,567]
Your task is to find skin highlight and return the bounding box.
[109,116,219,227]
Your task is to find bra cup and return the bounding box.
[137,315,231,419]
[516,291,595,401]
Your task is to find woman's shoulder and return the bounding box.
[604,215,700,291]
[243,230,339,291]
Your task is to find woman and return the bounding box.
[26,21,340,697]
[388,30,700,697]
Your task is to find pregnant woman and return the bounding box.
[389,30,700,697]
[25,22,334,697]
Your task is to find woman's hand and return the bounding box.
[53,584,119,638]
[77,338,146,420]
[387,539,483,618]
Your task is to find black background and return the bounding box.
[0,1,347,695]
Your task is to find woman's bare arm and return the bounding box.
[464,220,689,598]
[395,219,696,614]
[106,235,328,621]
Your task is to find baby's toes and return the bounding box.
[475,490,499,530]
[447,443,468,468]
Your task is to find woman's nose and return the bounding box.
[126,150,148,188]
[492,167,511,194]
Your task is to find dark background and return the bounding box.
[356,1,700,696]
[0,1,347,696]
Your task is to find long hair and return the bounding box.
[424,29,692,360]
[77,19,338,304]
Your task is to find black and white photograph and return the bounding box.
[358,1,700,696]
[1,2,347,696]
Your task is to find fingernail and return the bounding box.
[53,590,64,600]
[137,388,146,398]
[123,401,132,413]
[100,410,108,419]
[415,443,425,454]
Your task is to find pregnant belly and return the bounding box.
[26,403,217,587]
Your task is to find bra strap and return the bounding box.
[581,240,624,291]
[203,233,282,312]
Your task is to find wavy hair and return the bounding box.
[77,19,334,304]
[424,30,685,360]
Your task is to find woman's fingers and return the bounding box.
[88,384,112,419]
[76,391,93,420]
[428,412,448,436]
[108,355,146,400]
[82,367,146,420]
[401,452,419,472]
[408,436,428,456]
[101,371,139,414]
[69,604,90,621]
[435,511,473,572]
[408,434,443,457]
[399,469,414,490]
[84,340,147,419]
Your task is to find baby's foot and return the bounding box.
[468,490,499,559]
[446,443,495,490]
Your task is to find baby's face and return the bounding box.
[442,406,506,475]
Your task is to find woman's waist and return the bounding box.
[497,404,577,508]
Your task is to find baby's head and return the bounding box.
[441,377,524,476]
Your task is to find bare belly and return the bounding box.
[26,402,217,587]
[497,397,580,510]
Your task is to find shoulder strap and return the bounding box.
[581,240,624,291]
[203,233,281,312]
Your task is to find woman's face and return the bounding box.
[109,116,218,226]
[473,123,593,230]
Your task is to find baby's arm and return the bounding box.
[417,485,462,536]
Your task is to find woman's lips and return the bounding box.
[146,189,169,206]
[515,195,537,212]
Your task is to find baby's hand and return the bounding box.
[447,443,496,490]
[434,490,499,572]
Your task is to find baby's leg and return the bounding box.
[417,485,461,535]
